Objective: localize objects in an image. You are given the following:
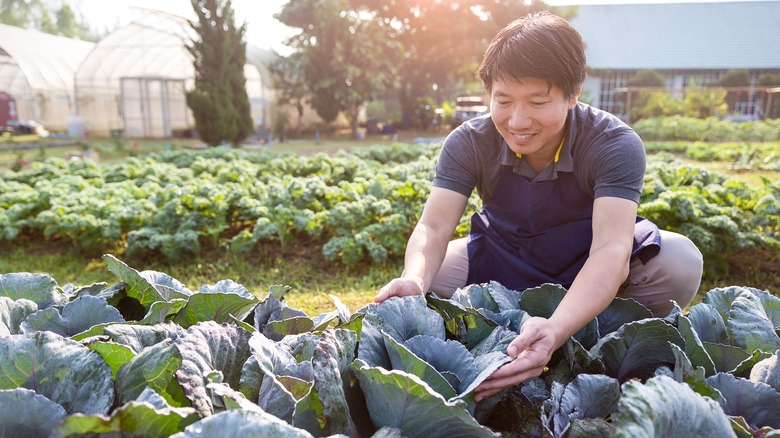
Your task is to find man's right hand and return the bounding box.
[373,277,425,303]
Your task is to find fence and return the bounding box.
[614,86,780,123]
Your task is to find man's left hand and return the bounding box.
[474,316,559,402]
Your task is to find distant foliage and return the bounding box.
[633,116,780,142]
[641,154,780,276]
[267,53,308,137]
[276,0,403,138]
[632,90,729,120]
[626,69,665,87]
[0,0,98,40]
[709,69,751,88]
[644,141,780,171]
[758,72,780,86]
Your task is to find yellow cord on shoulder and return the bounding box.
[554,136,564,162]
[516,136,565,162]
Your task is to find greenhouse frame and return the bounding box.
[1,8,269,139]
[0,23,93,133]
[75,8,268,138]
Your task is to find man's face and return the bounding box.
[490,77,578,165]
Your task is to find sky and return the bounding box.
[76,0,294,53]
[74,0,757,54]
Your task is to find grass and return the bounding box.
[0,138,193,170]
[2,232,777,317]
[679,157,780,187]
[0,128,445,170]
[0,235,400,317]
[690,247,780,309]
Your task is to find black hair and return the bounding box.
[477,12,587,99]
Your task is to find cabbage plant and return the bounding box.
[0,259,779,437]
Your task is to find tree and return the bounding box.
[0,0,35,27]
[268,52,308,136]
[708,69,751,116]
[277,0,402,138]
[186,0,254,146]
[624,69,666,119]
[627,69,665,87]
[38,9,56,34]
[757,72,780,87]
[347,0,553,123]
[0,0,98,40]
[55,4,78,38]
[709,69,750,88]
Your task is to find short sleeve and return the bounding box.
[433,126,477,197]
[589,130,646,203]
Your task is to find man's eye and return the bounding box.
[531,101,549,106]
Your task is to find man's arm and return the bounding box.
[374,187,469,302]
[474,196,637,400]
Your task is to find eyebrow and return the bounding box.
[493,90,551,98]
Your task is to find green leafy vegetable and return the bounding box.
[0,331,114,414]
[614,375,735,437]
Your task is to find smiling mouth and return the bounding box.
[511,132,535,141]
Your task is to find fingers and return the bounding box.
[507,331,531,357]
[373,278,424,303]
[474,353,549,401]
[473,318,557,402]
[507,317,546,357]
[474,364,546,401]
[372,285,395,303]
[373,279,400,303]
[488,348,547,380]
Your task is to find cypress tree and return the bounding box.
[187,0,253,146]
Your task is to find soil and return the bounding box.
[720,247,780,292]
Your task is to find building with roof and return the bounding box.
[1,9,271,138]
[0,23,94,132]
[569,0,780,119]
[75,8,270,138]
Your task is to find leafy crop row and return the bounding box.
[1,256,778,437]
[0,144,465,265]
[639,153,780,275]
[633,116,780,142]
[1,144,778,270]
[644,141,780,171]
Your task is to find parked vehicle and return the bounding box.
[0,91,18,134]
[451,94,489,127]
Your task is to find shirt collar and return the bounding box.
[496,109,575,180]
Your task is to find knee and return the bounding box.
[625,231,703,316]
[655,231,704,308]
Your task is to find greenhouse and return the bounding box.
[74,8,269,138]
[0,23,94,133]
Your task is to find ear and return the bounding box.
[568,86,582,109]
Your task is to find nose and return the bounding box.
[507,104,532,130]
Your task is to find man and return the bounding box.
[373,12,704,401]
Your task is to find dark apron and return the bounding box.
[466,166,660,290]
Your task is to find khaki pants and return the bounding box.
[429,230,703,317]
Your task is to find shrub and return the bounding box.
[633,116,780,142]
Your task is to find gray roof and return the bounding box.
[568,1,780,70]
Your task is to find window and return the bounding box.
[597,70,634,117]
[682,70,725,88]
